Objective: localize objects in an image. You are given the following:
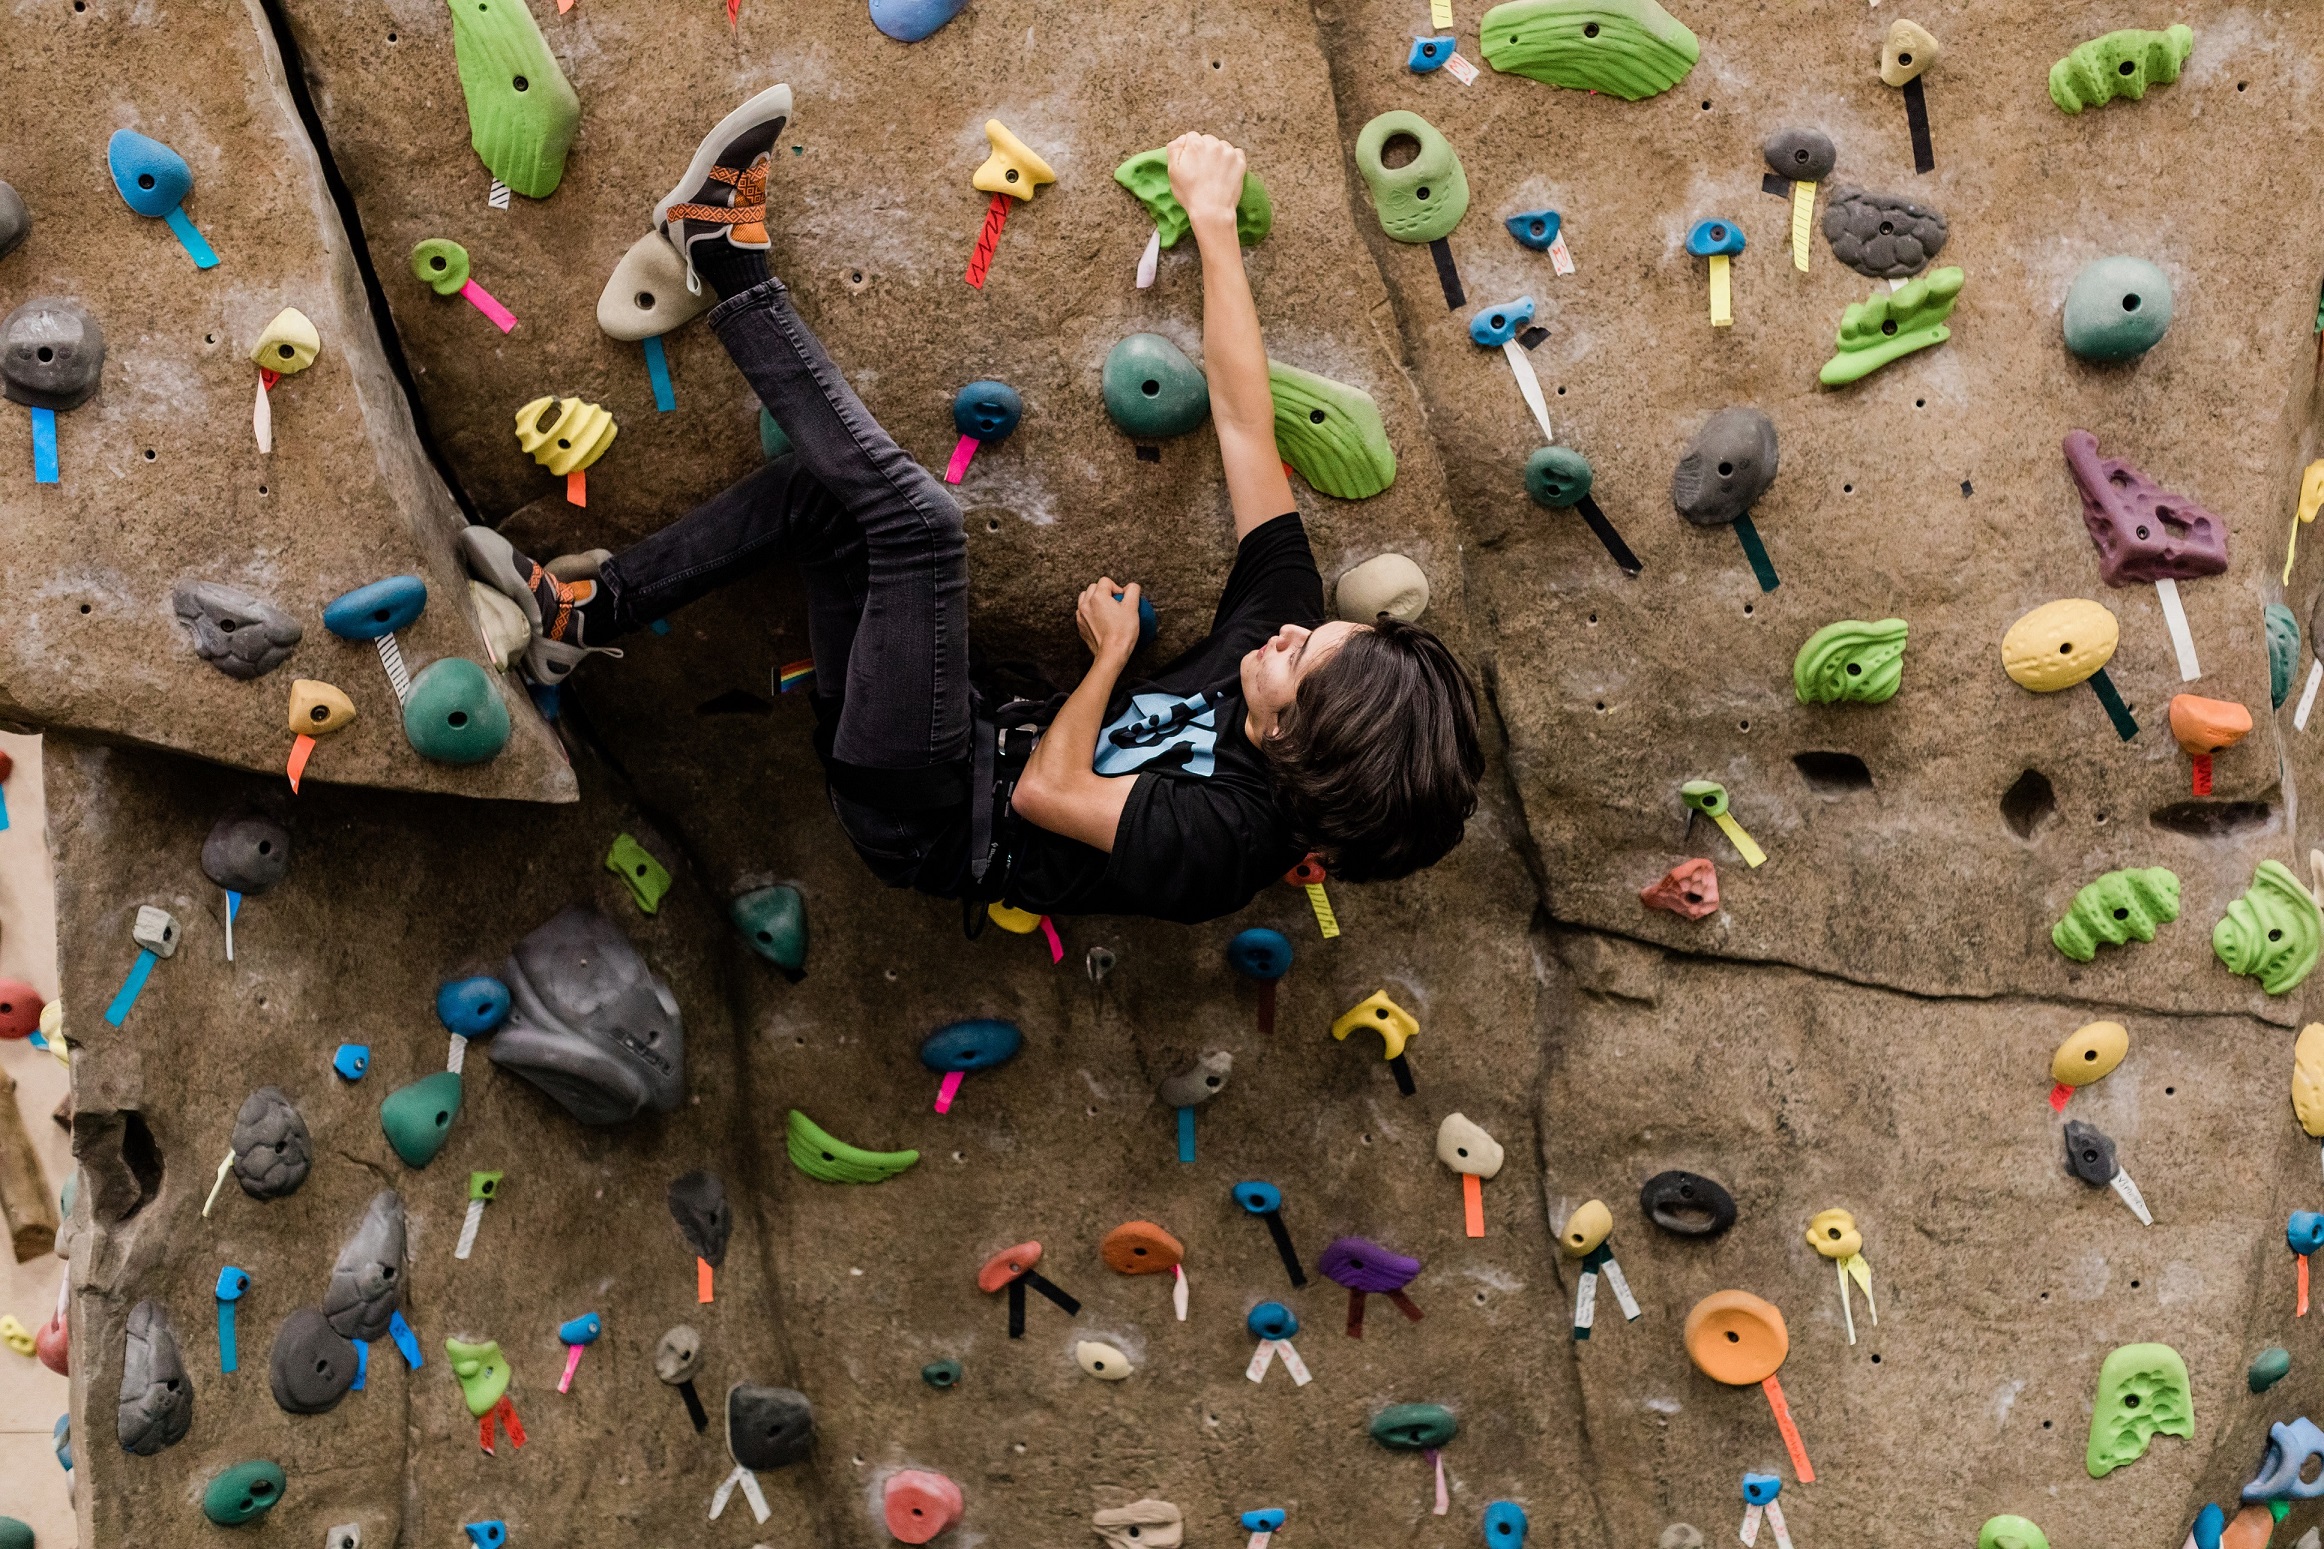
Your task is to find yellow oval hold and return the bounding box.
[287,679,356,737]
[1561,1198,1612,1257]
[1806,1207,1861,1260]
[2295,1023,2324,1138]
[2052,1020,2128,1088]
[2002,598,2118,692]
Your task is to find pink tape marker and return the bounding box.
[1037,916,1063,964]
[1429,1450,1449,1515]
[460,280,518,334]
[944,435,979,485]
[934,1069,966,1114]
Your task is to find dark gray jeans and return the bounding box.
[597,277,971,780]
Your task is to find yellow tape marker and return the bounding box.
[1708,253,1732,327]
[1306,882,1340,938]
[1429,0,1452,29]
[1789,182,1815,272]
[2287,459,2324,583]
[1710,810,1765,868]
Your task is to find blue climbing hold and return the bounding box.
[1242,1511,1287,1534]
[1232,1180,1283,1214]
[1111,590,1159,649]
[951,381,1022,443]
[1742,1473,1781,1506]
[437,976,512,1037]
[331,1044,370,1081]
[107,130,192,218]
[1483,1501,1529,1548]
[1227,928,1292,981]
[214,1266,250,1301]
[869,0,968,41]
[919,1018,1022,1073]
[2190,1504,2224,1549]
[462,1522,508,1549]
[1687,219,1745,258]
[323,575,426,640]
[52,1413,69,1473]
[1468,298,1537,348]
[1247,1301,1299,1340]
[1506,209,1562,251]
[558,1312,602,1345]
[1409,35,1455,72]
[2291,1212,2324,1257]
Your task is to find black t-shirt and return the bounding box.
[1001,513,1323,923]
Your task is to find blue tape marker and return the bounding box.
[30,407,58,484]
[104,949,157,1027]
[1176,1105,1196,1164]
[217,1304,237,1372]
[352,1336,369,1391]
[643,335,676,412]
[0,783,11,831]
[163,207,219,269]
[388,1310,422,1368]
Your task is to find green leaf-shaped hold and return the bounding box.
[785,1110,920,1184]
[1793,618,1908,704]
[1819,268,1964,387]
[1103,334,1210,440]
[403,657,511,764]
[381,1071,463,1168]
[446,0,581,199]
[1352,111,1469,244]
[410,238,470,296]
[201,1461,287,1526]
[2049,25,2194,115]
[445,1336,511,1417]
[732,884,807,978]
[2086,1342,2191,1477]
[1270,361,1395,500]
[1480,0,1701,101]
[1979,1518,2048,1549]
[605,833,671,915]
[2213,859,2322,995]
[1112,150,1272,249]
[2268,604,2300,709]
[2052,866,2180,962]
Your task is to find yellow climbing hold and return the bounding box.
[2002,599,2117,693]
[250,308,320,375]
[515,396,617,477]
[972,121,1055,202]
[2293,1023,2324,1138]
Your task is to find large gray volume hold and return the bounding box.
[324,1190,406,1341]
[269,1306,358,1414]
[173,581,304,681]
[1671,409,1779,526]
[230,1087,312,1199]
[1,298,104,410]
[487,905,686,1125]
[117,1299,193,1455]
[727,1383,815,1469]
[202,811,292,894]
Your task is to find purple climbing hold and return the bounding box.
[2062,430,2228,586]
[1317,1236,1422,1292]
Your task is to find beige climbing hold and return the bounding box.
[1093,1500,1183,1549]
[1435,1113,1504,1178]
[287,679,356,737]
[973,121,1056,202]
[1561,1198,1612,1256]
[2295,1024,2324,1138]
[1805,1208,1860,1260]
[596,232,714,342]
[469,581,529,671]
[1880,19,1940,86]
[1335,553,1430,623]
[515,396,618,477]
[251,308,321,375]
[2053,1020,2129,1090]
[1074,1339,1135,1381]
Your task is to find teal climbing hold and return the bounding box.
[760,407,793,461]
[2268,605,2300,709]
[731,885,807,977]
[0,1517,30,1549]
[1370,1402,1459,1450]
[1524,446,1592,508]
[201,1461,286,1526]
[2213,860,2322,995]
[380,1071,462,1167]
[2064,257,2173,363]
[403,657,510,764]
[445,0,583,198]
[1103,334,1210,441]
[2052,867,2180,962]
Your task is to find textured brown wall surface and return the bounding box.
[9,0,2324,1546]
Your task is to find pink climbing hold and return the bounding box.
[883,1468,965,1544]
[1641,858,1720,920]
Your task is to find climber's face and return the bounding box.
[1242,620,1361,741]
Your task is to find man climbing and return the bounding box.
[463,87,1484,925]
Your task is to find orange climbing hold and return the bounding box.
[2168,694,2250,794]
[1641,858,1720,919]
[884,1469,965,1544]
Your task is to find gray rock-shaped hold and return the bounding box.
[486,905,686,1126]
[323,1191,406,1342]
[2064,1119,2118,1187]
[117,1299,193,1455]
[268,1306,357,1415]
[1820,188,1948,279]
[1762,128,1835,182]
[1672,408,1779,527]
[1158,1050,1233,1109]
[172,581,303,681]
[202,811,291,895]
[727,1383,815,1470]
[231,1087,311,1199]
[667,1170,731,1269]
[2,298,105,411]
[0,182,27,260]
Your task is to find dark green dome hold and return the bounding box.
[1525,446,1593,508]
[380,1071,462,1168]
[402,658,510,765]
[202,1461,287,1526]
[1102,334,1210,441]
[731,884,807,980]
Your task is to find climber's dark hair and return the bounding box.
[1261,614,1483,882]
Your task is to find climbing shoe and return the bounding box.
[655,83,790,293]
[457,526,619,687]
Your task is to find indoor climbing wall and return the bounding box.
[8,1,2324,1548]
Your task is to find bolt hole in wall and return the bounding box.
[2149,800,2272,838]
[2000,769,2056,839]
[1791,751,1873,795]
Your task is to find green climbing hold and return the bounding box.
[201,1461,287,1526]
[2052,867,2180,962]
[922,1358,962,1388]
[445,0,582,198]
[2268,605,2300,709]
[1525,446,1592,508]
[1978,1517,2048,1549]
[1270,361,1396,500]
[731,885,807,978]
[785,1110,920,1184]
[1112,150,1272,249]
[759,407,793,462]
[403,657,511,764]
[605,833,671,915]
[2063,256,2173,363]
[381,1071,463,1168]
[446,1336,511,1417]
[1369,1402,1459,1451]
[2049,26,2194,115]
[2249,1345,2291,1393]
[1479,0,1701,101]
[2213,860,2321,995]
[1793,619,1908,705]
[1819,268,1963,387]
[410,238,471,296]
[1351,111,1469,244]
[1103,334,1210,441]
[0,1517,31,1549]
[2086,1342,2192,1477]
